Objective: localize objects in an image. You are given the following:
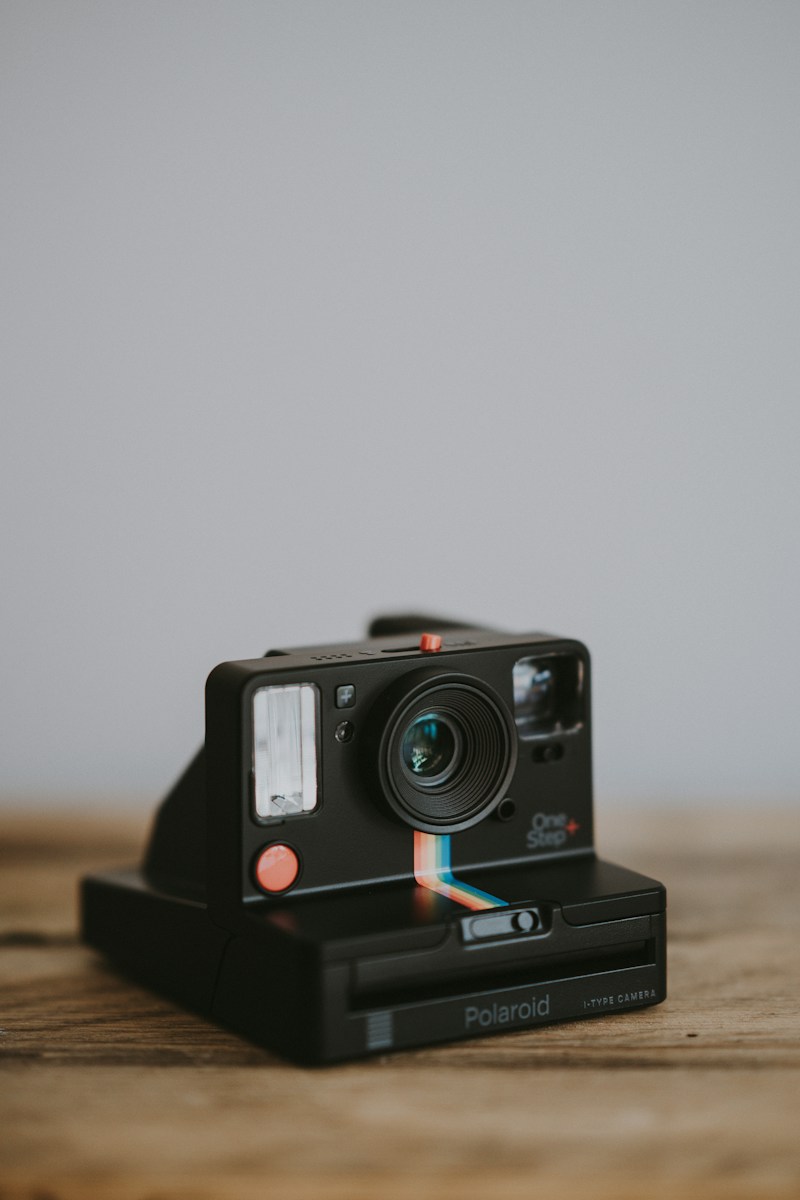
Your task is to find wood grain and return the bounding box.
[1,804,799,1200]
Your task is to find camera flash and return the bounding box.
[253,683,319,819]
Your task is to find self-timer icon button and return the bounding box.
[335,684,356,708]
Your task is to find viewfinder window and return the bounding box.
[512,655,584,738]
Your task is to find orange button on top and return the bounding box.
[419,632,442,652]
[255,843,300,894]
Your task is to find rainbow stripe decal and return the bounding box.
[413,831,507,911]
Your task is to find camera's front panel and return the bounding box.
[205,632,594,909]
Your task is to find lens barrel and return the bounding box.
[377,673,517,833]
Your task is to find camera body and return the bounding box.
[81,616,666,1064]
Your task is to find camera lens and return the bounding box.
[400,713,462,787]
[377,674,517,833]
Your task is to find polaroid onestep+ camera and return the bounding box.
[81,615,666,1063]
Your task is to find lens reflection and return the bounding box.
[401,713,461,787]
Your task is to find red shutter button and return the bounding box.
[255,843,300,893]
[419,633,442,652]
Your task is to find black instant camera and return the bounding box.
[81,615,666,1063]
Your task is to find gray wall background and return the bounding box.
[2,1,798,809]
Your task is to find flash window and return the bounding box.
[252,683,319,819]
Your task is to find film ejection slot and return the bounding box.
[463,907,544,943]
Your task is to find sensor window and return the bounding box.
[253,683,319,819]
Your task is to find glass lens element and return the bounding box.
[401,712,461,787]
[253,683,319,818]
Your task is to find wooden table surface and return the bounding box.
[1,804,798,1200]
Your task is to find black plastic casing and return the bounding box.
[81,617,666,1064]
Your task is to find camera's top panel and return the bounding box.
[262,626,562,667]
